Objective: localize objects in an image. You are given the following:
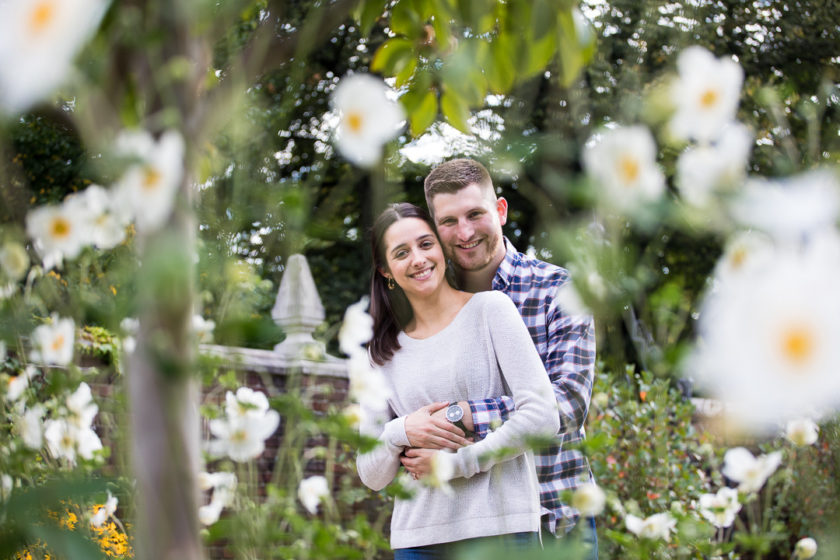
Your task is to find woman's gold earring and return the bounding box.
[387,276,395,290]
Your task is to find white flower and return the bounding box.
[669,46,744,143]
[338,297,373,357]
[198,471,236,525]
[113,129,185,233]
[331,74,405,167]
[676,123,753,207]
[572,483,607,517]
[91,491,118,527]
[26,203,88,269]
[731,169,840,242]
[691,240,840,427]
[192,315,215,344]
[20,404,45,449]
[6,374,27,402]
[0,340,5,362]
[698,487,741,528]
[794,537,818,559]
[198,501,223,526]
[0,241,30,281]
[224,387,270,419]
[44,418,102,464]
[555,282,591,316]
[583,125,665,213]
[66,382,98,429]
[0,0,108,114]
[422,451,455,495]
[625,512,676,541]
[30,314,75,366]
[722,447,782,493]
[785,418,819,446]
[347,353,391,412]
[207,409,280,462]
[341,404,363,428]
[298,475,330,514]
[65,185,128,250]
[712,230,775,286]
[0,474,12,500]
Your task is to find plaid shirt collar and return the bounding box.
[491,237,519,292]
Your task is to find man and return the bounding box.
[400,158,597,545]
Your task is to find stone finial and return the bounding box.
[272,254,326,359]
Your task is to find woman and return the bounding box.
[356,203,559,558]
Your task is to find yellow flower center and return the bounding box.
[346,111,364,133]
[618,156,640,185]
[780,325,814,367]
[49,217,71,239]
[231,429,248,443]
[29,1,56,35]
[50,334,65,352]
[729,248,747,269]
[700,88,719,109]
[142,166,162,190]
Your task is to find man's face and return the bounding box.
[430,183,508,273]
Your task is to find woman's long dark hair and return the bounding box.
[368,203,455,365]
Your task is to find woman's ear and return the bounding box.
[378,267,390,279]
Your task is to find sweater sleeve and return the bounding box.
[438,293,561,480]
[356,403,411,492]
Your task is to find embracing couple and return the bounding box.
[356,158,597,559]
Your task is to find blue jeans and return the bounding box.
[394,531,540,560]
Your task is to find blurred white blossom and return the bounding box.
[731,169,840,242]
[572,482,606,517]
[20,404,45,449]
[794,537,818,559]
[785,418,819,446]
[26,203,88,269]
[338,296,373,357]
[722,447,782,493]
[0,241,30,281]
[422,452,455,495]
[208,388,279,462]
[676,123,753,207]
[5,365,36,402]
[347,352,391,413]
[0,0,108,114]
[66,185,128,250]
[0,474,11,500]
[30,314,75,366]
[583,125,665,214]
[198,471,236,526]
[712,230,775,286]
[113,129,185,233]
[625,512,676,541]
[192,314,215,344]
[331,74,404,168]
[669,46,744,143]
[298,475,330,514]
[91,491,118,528]
[691,239,840,428]
[66,382,98,429]
[698,487,741,528]
[44,417,102,464]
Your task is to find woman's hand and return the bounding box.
[400,448,439,479]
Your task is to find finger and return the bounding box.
[426,401,450,414]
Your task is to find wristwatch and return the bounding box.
[445,402,471,435]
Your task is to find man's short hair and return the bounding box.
[423,158,495,214]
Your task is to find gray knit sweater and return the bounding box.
[357,291,560,549]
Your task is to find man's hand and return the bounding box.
[404,402,472,450]
[400,448,438,479]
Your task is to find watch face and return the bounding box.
[446,404,464,423]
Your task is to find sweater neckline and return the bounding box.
[399,293,480,344]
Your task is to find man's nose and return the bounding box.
[456,219,474,241]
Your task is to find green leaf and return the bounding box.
[484,35,516,93]
[409,89,438,136]
[400,70,434,113]
[441,90,471,133]
[356,0,389,36]
[370,38,415,76]
[395,55,418,88]
[556,8,584,86]
[391,0,424,36]
[531,0,556,40]
[458,0,497,34]
[522,26,557,79]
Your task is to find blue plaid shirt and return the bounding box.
[468,238,596,535]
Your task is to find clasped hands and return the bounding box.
[401,401,473,480]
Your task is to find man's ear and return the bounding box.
[496,197,509,226]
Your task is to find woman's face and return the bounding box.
[381,217,446,298]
